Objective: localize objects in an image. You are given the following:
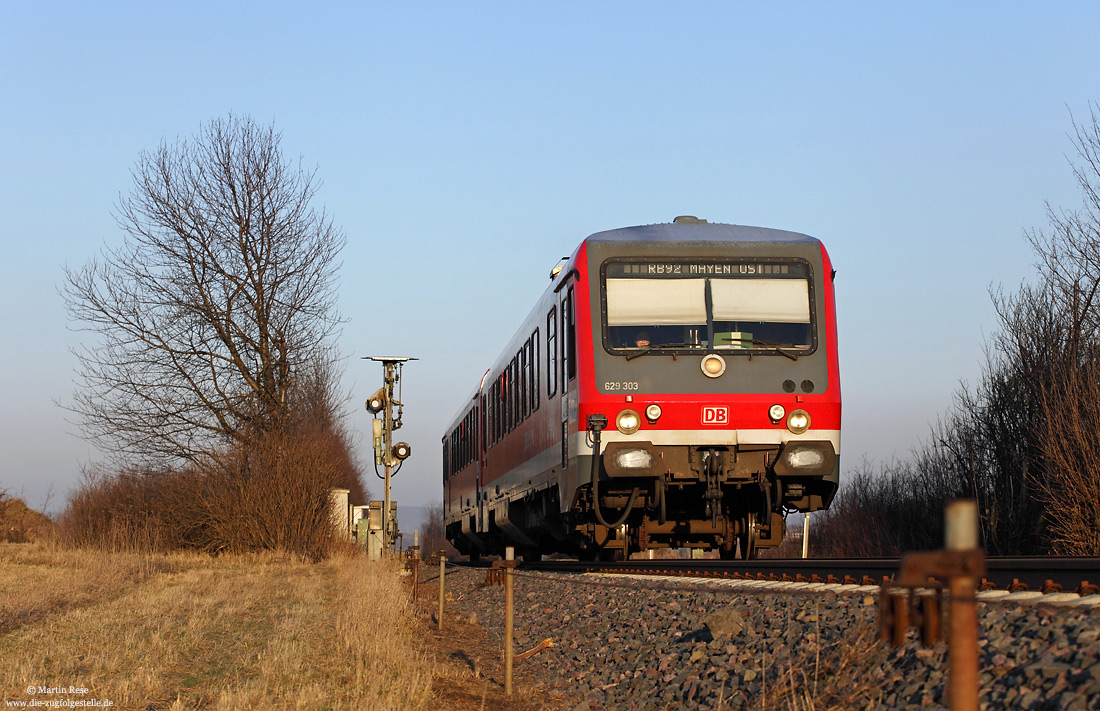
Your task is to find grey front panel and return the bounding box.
[587,238,829,395]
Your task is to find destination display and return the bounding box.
[605,261,808,278]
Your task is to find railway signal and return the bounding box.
[363,355,416,559]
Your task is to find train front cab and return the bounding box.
[572,224,841,559]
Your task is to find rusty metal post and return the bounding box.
[438,551,446,633]
[945,500,979,711]
[504,546,515,696]
[404,546,421,600]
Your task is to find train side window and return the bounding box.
[502,368,508,433]
[503,362,510,432]
[467,410,474,464]
[511,356,520,428]
[486,386,494,445]
[479,394,486,453]
[496,378,503,442]
[505,363,514,432]
[463,414,470,468]
[459,419,466,470]
[443,438,450,481]
[564,286,577,382]
[520,344,529,420]
[495,378,502,442]
[523,339,533,418]
[530,329,540,413]
[490,380,499,443]
[498,371,507,436]
[500,371,507,435]
[546,309,557,397]
[485,386,492,446]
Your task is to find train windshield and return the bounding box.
[602,260,815,355]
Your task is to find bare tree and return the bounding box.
[815,107,1100,557]
[64,115,345,465]
[420,501,457,560]
[1017,105,1100,554]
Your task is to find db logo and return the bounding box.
[701,406,728,425]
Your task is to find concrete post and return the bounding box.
[945,500,979,711]
[329,488,350,539]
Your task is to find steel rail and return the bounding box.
[504,556,1100,594]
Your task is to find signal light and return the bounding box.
[392,442,412,461]
[365,387,387,414]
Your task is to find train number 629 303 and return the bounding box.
[603,381,640,391]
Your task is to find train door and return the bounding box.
[560,285,576,469]
[475,367,491,535]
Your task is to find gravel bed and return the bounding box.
[441,566,1100,710]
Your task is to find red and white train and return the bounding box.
[443,218,840,560]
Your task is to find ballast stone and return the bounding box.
[704,608,749,638]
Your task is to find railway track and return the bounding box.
[441,557,1100,709]
[504,556,1100,596]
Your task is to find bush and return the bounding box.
[814,108,1100,558]
[0,491,54,543]
[60,373,368,559]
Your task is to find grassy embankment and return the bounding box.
[0,543,433,710]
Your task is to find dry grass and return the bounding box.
[407,571,563,711]
[0,544,175,635]
[764,603,901,711]
[0,543,432,710]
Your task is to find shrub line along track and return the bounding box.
[457,557,1100,598]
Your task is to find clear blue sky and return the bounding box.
[2,3,1098,512]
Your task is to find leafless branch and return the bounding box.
[63,114,345,466]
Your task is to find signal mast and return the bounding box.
[363,356,415,558]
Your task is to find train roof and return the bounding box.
[443,219,826,434]
[584,221,820,246]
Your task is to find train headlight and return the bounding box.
[616,409,641,435]
[786,409,811,435]
[768,404,786,423]
[644,404,662,423]
[603,441,659,477]
[773,441,836,476]
[701,354,726,378]
[615,447,653,469]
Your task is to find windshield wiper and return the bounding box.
[624,343,697,361]
[718,336,802,361]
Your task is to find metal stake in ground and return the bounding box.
[802,512,810,559]
[438,551,446,633]
[505,546,515,696]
